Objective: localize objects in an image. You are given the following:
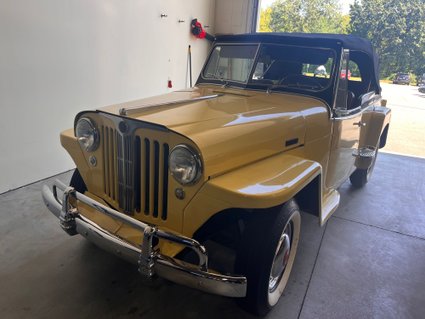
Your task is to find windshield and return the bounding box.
[249,44,335,91]
[202,44,335,92]
[203,45,258,83]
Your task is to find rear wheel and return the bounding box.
[235,200,301,316]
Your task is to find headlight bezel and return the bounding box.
[169,144,203,186]
[75,117,100,152]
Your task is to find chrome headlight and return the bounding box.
[169,145,202,185]
[75,117,99,152]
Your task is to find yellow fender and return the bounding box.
[183,153,321,237]
[357,106,391,169]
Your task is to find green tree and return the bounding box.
[266,0,348,34]
[259,7,272,32]
[349,0,425,77]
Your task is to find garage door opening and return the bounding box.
[254,0,425,159]
[256,0,352,34]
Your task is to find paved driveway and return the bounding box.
[381,83,425,157]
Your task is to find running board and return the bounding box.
[352,146,376,158]
[320,189,340,225]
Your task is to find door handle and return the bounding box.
[353,121,366,127]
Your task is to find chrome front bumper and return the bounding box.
[42,180,247,297]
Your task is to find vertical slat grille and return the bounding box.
[161,144,169,220]
[148,139,155,216]
[102,126,117,201]
[109,128,116,200]
[144,138,150,214]
[153,141,160,218]
[101,123,169,220]
[134,137,141,213]
[117,135,134,214]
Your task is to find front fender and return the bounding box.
[183,153,321,237]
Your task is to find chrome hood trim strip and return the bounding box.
[119,94,222,116]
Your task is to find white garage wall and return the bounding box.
[0,0,215,193]
[214,0,257,34]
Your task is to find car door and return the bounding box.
[325,49,364,189]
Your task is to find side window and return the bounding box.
[347,51,375,106]
[348,60,362,82]
[335,49,349,112]
[335,50,368,112]
[204,47,220,77]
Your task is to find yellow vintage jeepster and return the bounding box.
[43,33,390,315]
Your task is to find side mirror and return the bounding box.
[381,99,387,107]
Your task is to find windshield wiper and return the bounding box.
[207,73,230,86]
[265,84,281,93]
[221,81,230,88]
[284,82,323,90]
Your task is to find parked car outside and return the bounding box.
[42,33,390,316]
[419,85,425,93]
[393,72,410,85]
[417,73,425,86]
[314,64,327,77]
[340,68,352,79]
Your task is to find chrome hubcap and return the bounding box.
[269,223,292,292]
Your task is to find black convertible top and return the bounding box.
[215,32,381,94]
[216,33,375,56]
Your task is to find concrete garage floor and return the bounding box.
[380,83,425,157]
[1,152,425,319]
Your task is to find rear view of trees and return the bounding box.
[349,0,425,77]
[259,0,425,78]
[260,0,348,34]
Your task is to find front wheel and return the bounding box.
[70,169,87,193]
[235,200,301,316]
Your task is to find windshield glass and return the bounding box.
[249,44,335,91]
[203,45,258,83]
[202,44,336,92]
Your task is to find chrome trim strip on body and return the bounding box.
[119,94,222,116]
[333,103,374,120]
[41,180,247,298]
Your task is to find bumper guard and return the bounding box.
[42,180,247,297]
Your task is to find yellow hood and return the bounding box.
[99,86,328,177]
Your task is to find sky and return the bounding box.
[260,0,355,14]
